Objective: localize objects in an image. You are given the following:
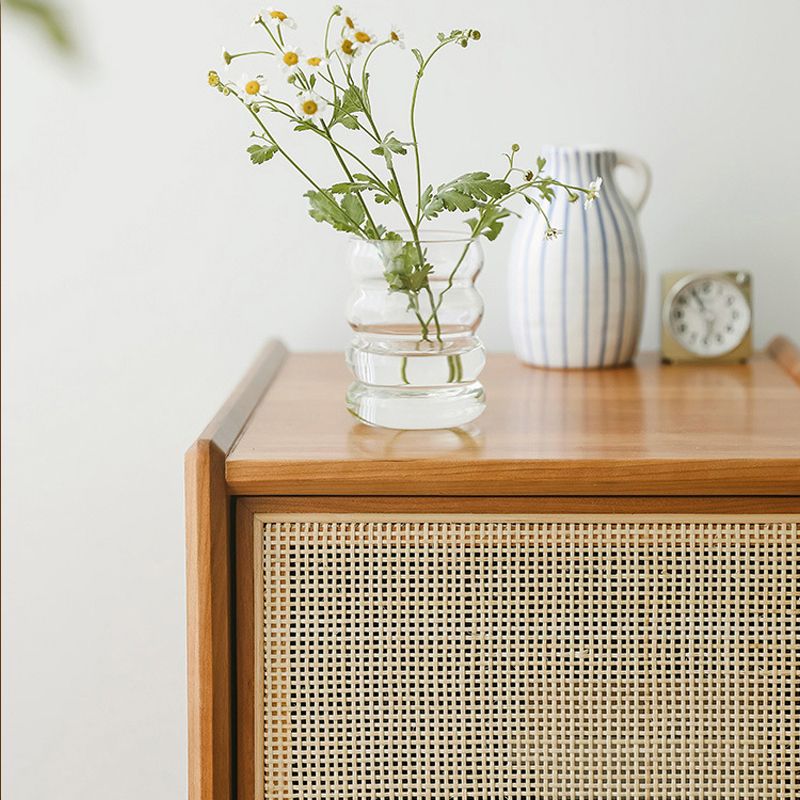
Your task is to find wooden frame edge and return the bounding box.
[233,495,800,515]
[234,497,262,800]
[768,335,800,385]
[185,341,287,800]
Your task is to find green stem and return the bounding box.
[400,356,410,385]
[358,97,440,342]
[244,103,368,237]
[321,120,380,237]
[361,40,390,102]
[427,239,472,325]
[226,50,276,61]
[410,38,455,224]
[257,19,283,52]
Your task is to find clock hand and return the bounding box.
[690,288,706,312]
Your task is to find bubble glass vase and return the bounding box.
[345,233,486,429]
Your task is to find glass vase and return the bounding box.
[345,232,486,429]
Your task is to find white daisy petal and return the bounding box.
[296,91,328,123]
[339,37,360,62]
[583,176,603,209]
[303,55,328,73]
[352,28,376,47]
[240,72,268,104]
[265,7,296,27]
[389,26,405,48]
[280,46,304,72]
[341,11,359,31]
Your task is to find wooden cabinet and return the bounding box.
[186,339,800,800]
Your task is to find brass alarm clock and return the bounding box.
[661,271,752,363]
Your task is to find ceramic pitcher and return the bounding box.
[509,146,651,368]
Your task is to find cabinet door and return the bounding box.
[237,512,799,800]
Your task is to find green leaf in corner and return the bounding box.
[246,143,278,164]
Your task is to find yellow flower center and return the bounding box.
[390,31,399,41]
[245,80,261,95]
[302,100,318,116]
[283,51,299,66]
[307,56,322,67]
[345,16,355,28]
[354,31,371,43]
[341,38,356,55]
[269,10,287,20]
[208,71,220,86]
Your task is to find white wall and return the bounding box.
[3,0,799,797]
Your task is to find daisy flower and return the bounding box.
[352,28,376,46]
[239,73,268,104]
[296,91,328,123]
[388,26,405,48]
[303,55,328,73]
[265,7,296,28]
[280,46,304,72]
[339,37,359,63]
[583,177,603,209]
[341,11,359,32]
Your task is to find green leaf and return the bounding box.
[246,143,278,164]
[341,192,366,227]
[305,190,362,233]
[422,172,511,219]
[371,132,412,168]
[329,181,374,194]
[536,156,547,171]
[341,85,365,113]
[382,241,434,294]
[337,114,359,129]
[419,184,434,211]
[466,204,511,241]
[330,85,366,129]
[411,48,424,69]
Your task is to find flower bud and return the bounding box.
[208,70,220,87]
[471,29,481,40]
[511,143,520,152]
[333,4,342,14]
[524,170,534,181]
[460,38,468,47]
[222,49,232,65]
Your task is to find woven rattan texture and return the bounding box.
[261,521,799,799]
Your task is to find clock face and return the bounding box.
[667,276,751,357]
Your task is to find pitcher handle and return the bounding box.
[615,151,652,213]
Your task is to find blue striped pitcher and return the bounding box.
[509,147,651,368]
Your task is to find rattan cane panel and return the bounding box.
[260,520,799,799]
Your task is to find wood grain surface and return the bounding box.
[227,347,800,497]
[185,340,286,800]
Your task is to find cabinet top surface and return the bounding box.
[225,351,800,496]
